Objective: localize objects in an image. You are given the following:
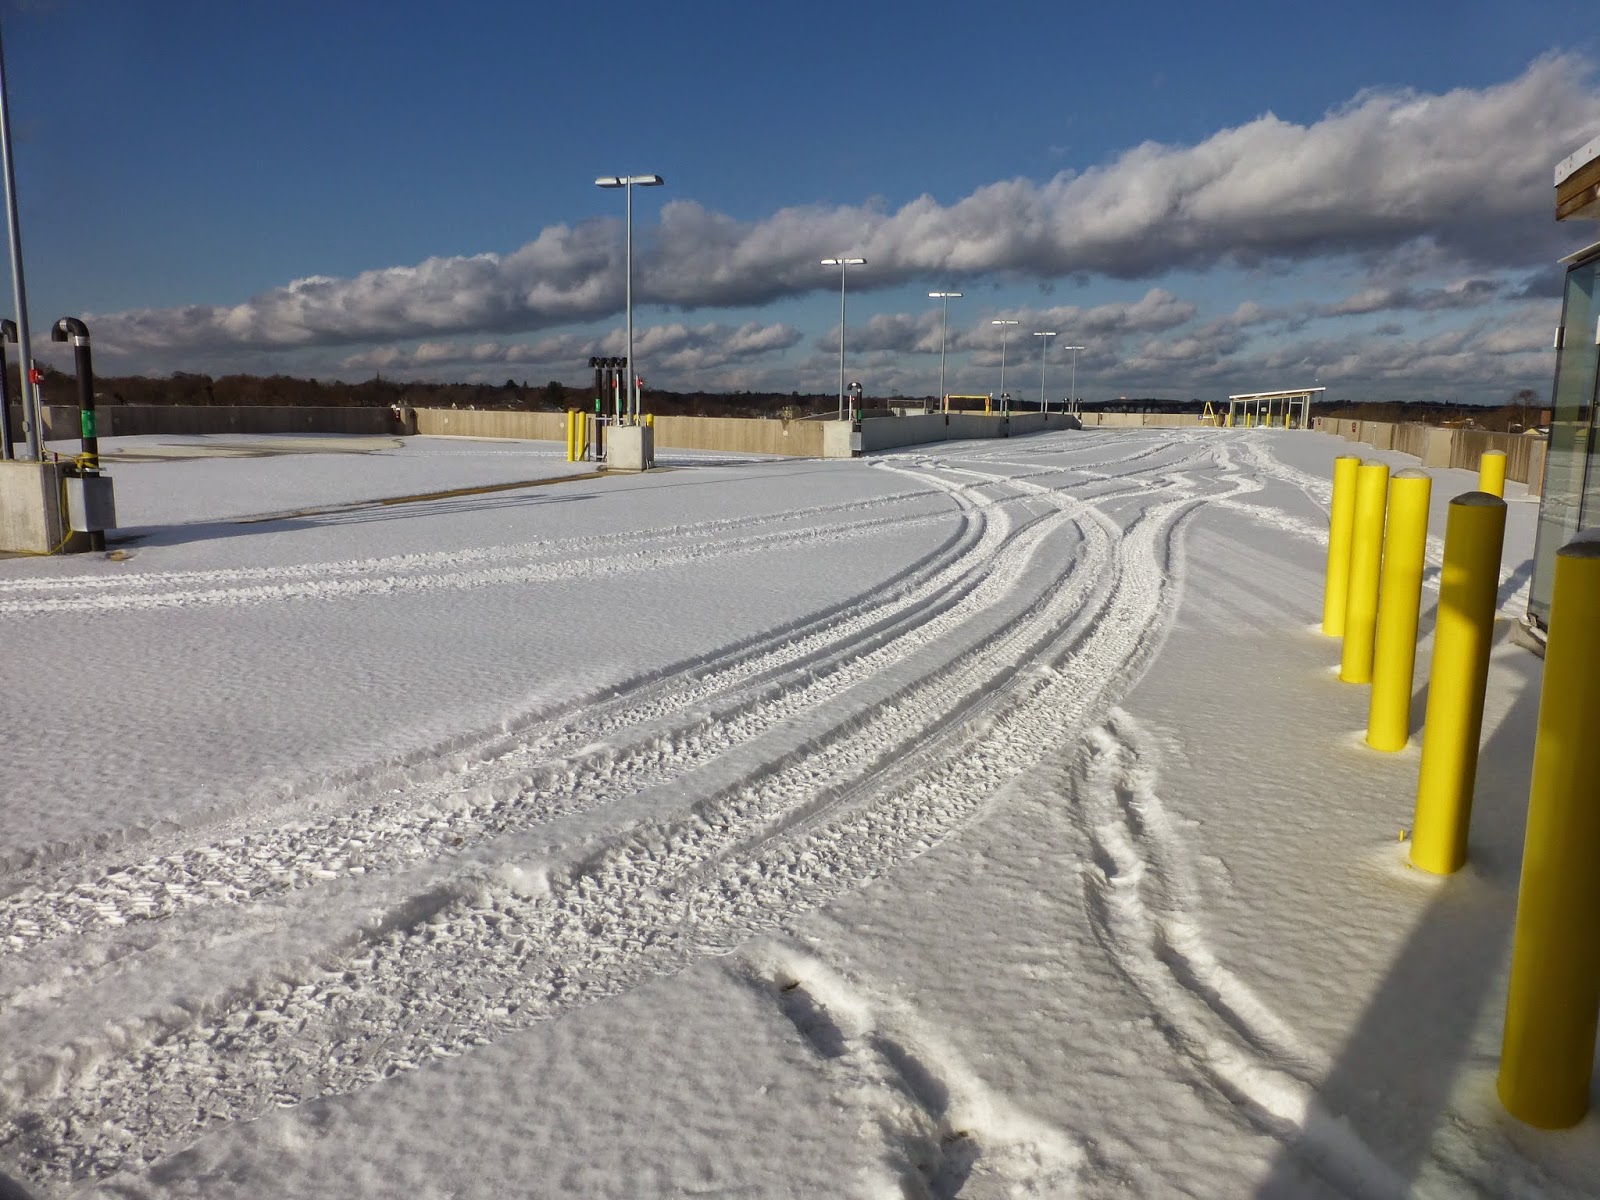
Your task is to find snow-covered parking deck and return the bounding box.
[0,428,1589,1199]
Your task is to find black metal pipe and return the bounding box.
[51,316,101,549]
[51,316,96,461]
[0,318,13,460]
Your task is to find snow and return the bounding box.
[0,427,1591,1199]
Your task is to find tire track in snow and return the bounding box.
[1228,434,1532,613]
[0,505,955,616]
[0,487,945,598]
[737,943,1083,1197]
[1,459,1205,965]
[0,476,987,880]
[1074,707,1414,1200]
[1,451,1229,1187]
[0,439,1237,1188]
[0,467,1031,956]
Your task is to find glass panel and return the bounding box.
[1530,256,1600,625]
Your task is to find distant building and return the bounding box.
[1528,135,1600,628]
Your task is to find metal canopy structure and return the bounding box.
[1226,387,1325,429]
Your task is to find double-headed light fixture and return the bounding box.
[822,257,866,418]
[1033,331,1056,411]
[1063,344,1085,413]
[928,291,962,411]
[595,174,664,423]
[991,319,1019,405]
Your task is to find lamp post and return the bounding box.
[0,19,38,460]
[595,173,664,424]
[822,257,866,419]
[991,319,1018,410]
[1063,344,1084,414]
[928,291,962,413]
[1033,331,1056,412]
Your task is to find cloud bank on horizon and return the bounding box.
[87,56,1600,401]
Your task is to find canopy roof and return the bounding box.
[1227,388,1327,402]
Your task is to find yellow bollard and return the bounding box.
[565,410,576,462]
[1478,450,1507,498]
[645,413,654,428]
[1339,462,1390,681]
[1322,456,1363,637]
[1366,469,1432,750]
[1497,533,1600,1128]
[1409,492,1507,875]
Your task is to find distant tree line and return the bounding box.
[37,366,848,420]
[34,366,1544,431]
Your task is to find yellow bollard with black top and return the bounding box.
[1366,469,1432,750]
[1338,462,1389,682]
[1408,491,1506,875]
[1497,532,1600,1129]
[1478,449,1507,498]
[1322,456,1363,637]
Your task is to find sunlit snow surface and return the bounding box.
[0,429,1590,1199]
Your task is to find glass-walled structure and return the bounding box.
[1529,135,1600,628]
[1530,241,1600,627]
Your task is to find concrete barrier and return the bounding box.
[830,411,1084,456]
[414,409,566,441]
[0,402,1227,465]
[0,459,77,553]
[1361,421,1396,451]
[1078,412,1207,428]
[652,414,826,457]
[1394,423,1431,460]
[1423,427,1453,468]
[9,403,406,440]
[1315,417,1547,494]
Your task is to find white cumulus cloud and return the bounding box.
[86,56,1598,371]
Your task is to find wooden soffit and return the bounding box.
[1556,135,1600,221]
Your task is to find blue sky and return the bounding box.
[4,0,1599,403]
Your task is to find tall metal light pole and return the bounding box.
[822,257,865,419]
[991,319,1018,408]
[0,20,39,460]
[1063,344,1084,414]
[1033,331,1056,412]
[596,174,664,424]
[928,291,961,413]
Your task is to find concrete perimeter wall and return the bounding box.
[842,411,1080,455]
[6,402,1197,463]
[10,403,403,440]
[1077,412,1207,429]
[1315,417,1547,495]
[652,415,825,457]
[414,408,566,441]
[411,409,828,456]
[0,458,78,553]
